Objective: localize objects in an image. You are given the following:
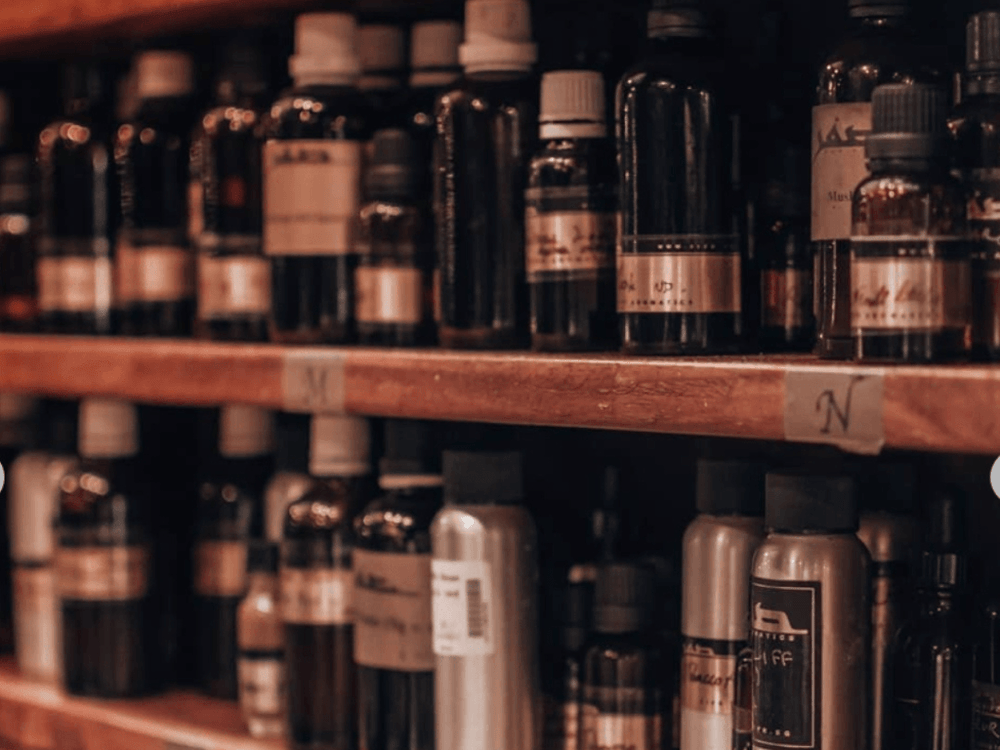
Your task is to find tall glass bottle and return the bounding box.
[543,576,592,750]
[358,24,406,131]
[616,0,742,355]
[435,0,537,349]
[264,412,312,547]
[264,13,369,344]
[974,584,1000,750]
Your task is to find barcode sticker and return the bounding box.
[431,559,495,656]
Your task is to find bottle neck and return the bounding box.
[410,69,461,89]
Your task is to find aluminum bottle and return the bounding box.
[680,459,765,750]
[431,450,540,750]
[750,473,869,750]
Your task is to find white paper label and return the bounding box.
[280,567,353,625]
[134,245,193,301]
[431,559,495,656]
[238,656,285,716]
[197,254,272,318]
[62,257,113,312]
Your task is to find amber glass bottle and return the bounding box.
[0,150,38,333]
[358,25,406,132]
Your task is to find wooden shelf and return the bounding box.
[0,658,280,750]
[0,335,997,454]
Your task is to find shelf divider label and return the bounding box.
[784,367,885,455]
[282,351,346,413]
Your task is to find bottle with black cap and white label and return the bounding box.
[431,450,540,750]
[265,13,370,345]
[680,459,764,750]
[57,398,158,697]
[525,70,616,352]
[355,420,442,750]
[282,415,371,750]
[750,473,869,750]
[851,83,971,362]
[813,0,942,360]
[359,24,407,130]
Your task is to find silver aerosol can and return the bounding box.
[750,473,869,750]
[431,450,540,750]
[680,459,765,750]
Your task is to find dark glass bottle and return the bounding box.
[264,13,369,344]
[812,0,941,359]
[616,2,742,355]
[851,84,971,362]
[973,587,1000,750]
[355,420,441,750]
[526,70,616,352]
[115,51,196,337]
[194,405,274,700]
[57,399,158,697]
[358,24,407,132]
[37,62,118,335]
[543,579,592,750]
[435,0,537,349]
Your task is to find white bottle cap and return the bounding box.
[9,452,76,562]
[459,0,537,75]
[134,51,196,101]
[539,70,606,139]
[78,398,139,459]
[219,405,275,458]
[359,24,406,89]
[310,415,370,477]
[410,20,463,87]
[289,13,362,86]
[0,394,37,422]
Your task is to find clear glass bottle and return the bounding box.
[358,24,406,132]
[264,13,369,344]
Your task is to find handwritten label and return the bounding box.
[811,103,871,241]
[524,208,615,278]
[431,559,495,656]
[280,567,352,625]
[784,368,884,455]
[282,351,345,413]
[680,638,738,715]
[974,680,1000,750]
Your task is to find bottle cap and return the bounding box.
[134,50,195,101]
[359,24,405,90]
[765,472,858,533]
[247,539,279,574]
[310,415,370,477]
[848,0,910,19]
[459,0,537,75]
[216,35,268,98]
[219,405,275,458]
[968,11,1000,74]
[538,70,606,139]
[593,561,657,634]
[289,13,362,86]
[558,580,593,650]
[865,83,946,161]
[366,128,416,198]
[648,0,710,38]
[696,459,766,516]
[442,450,522,504]
[62,62,111,110]
[78,398,139,459]
[379,419,442,487]
[411,20,463,87]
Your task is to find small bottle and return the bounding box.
[617,0,742,355]
[114,51,196,337]
[750,473,869,750]
[358,24,406,131]
[0,130,39,333]
[524,70,616,352]
[543,576,592,750]
[356,129,432,346]
[264,412,312,547]
[679,460,764,750]
[851,83,971,362]
[265,13,369,344]
[435,0,538,349]
[283,415,371,750]
[37,62,118,335]
[194,405,274,699]
[57,398,157,697]
[237,539,285,739]
[582,561,666,750]
[974,584,1000,750]
[355,420,442,750]
[193,36,271,342]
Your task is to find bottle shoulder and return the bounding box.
[355,488,442,552]
[435,77,538,117]
[265,86,369,140]
[853,171,967,234]
[199,103,264,139]
[527,139,617,190]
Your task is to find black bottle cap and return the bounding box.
[380,419,441,476]
[443,450,522,505]
[648,0,710,38]
[848,0,909,19]
[61,62,111,111]
[366,128,416,198]
[216,34,268,98]
[696,459,766,516]
[593,561,657,634]
[247,539,279,574]
[968,11,1000,74]
[864,83,946,161]
[765,472,858,533]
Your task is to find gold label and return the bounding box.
[617,249,741,314]
[353,549,434,672]
[811,103,872,241]
[194,540,249,598]
[355,267,423,325]
[55,545,150,601]
[197,255,271,318]
[524,209,616,277]
[762,269,810,328]
[680,642,736,715]
[280,567,352,625]
[263,140,362,256]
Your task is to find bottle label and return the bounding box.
[617,238,741,314]
[194,540,249,598]
[238,653,285,717]
[680,638,738,750]
[262,140,363,256]
[355,267,424,325]
[36,257,61,312]
[762,269,810,329]
[581,712,663,750]
[523,205,616,279]
[280,567,353,625]
[12,565,61,681]
[431,559,495,656]
[135,245,193,302]
[353,549,434,671]
[974,680,1000,749]
[62,256,113,313]
[543,694,580,750]
[811,102,872,241]
[197,255,272,318]
[750,578,821,750]
[55,545,150,601]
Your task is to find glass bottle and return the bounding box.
[264,412,312,547]
[358,24,406,132]
[525,70,616,352]
[542,578,592,750]
[973,585,1000,750]
[435,0,538,349]
[616,1,742,355]
[194,405,274,699]
[264,13,369,344]
[56,399,157,697]
[851,83,971,362]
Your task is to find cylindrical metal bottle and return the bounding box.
[750,473,869,750]
[431,451,540,750]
